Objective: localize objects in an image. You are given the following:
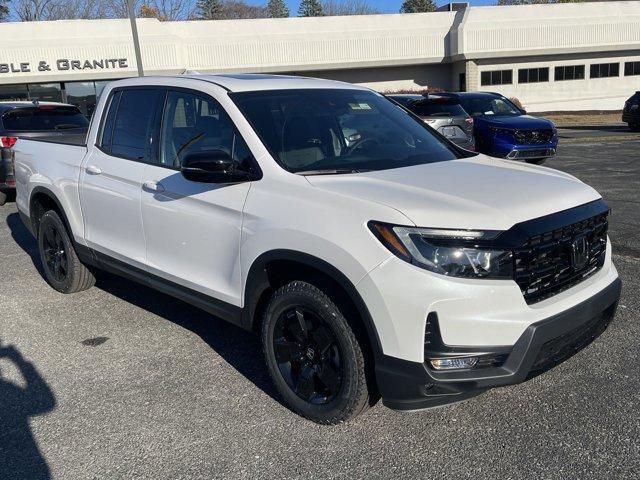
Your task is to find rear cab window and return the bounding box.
[410,101,467,117]
[1,105,89,131]
[99,88,162,161]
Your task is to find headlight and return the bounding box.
[369,222,513,279]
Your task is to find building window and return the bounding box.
[554,65,585,81]
[518,68,549,84]
[590,63,619,79]
[64,82,99,118]
[0,84,29,101]
[480,70,513,86]
[624,61,640,76]
[27,83,64,103]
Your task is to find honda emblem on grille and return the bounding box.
[570,235,589,270]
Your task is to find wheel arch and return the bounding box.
[28,186,74,239]
[243,249,384,361]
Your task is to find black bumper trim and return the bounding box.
[376,278,622,411]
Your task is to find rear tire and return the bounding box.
[262,281,372,424]
[37,210,95,293]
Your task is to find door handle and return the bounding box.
[143,180,165,193]
[85,165,102,175]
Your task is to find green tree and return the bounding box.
[298,0,323,16]
[399,0,435,13]
[267,0,289,17]
[195,0,222,19]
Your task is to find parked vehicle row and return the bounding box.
[0,101,88,205]
[13,74,621,424]
[388,91,558,164]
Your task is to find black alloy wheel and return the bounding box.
[37,210,95,293]
[273,306,343,404]
[42,224,68,283]
[262,281,373,424]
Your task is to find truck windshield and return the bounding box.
[1,106,89,131]
[459,97,522,117]
[231,89,466,174]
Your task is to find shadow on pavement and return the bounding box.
[0,342,56,480]
[5,212,282,409]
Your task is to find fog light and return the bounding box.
[429,356,478,370]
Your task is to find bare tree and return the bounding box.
[321,0,379,16]
[12,0,56,21]
[0,0,10,21]
[47,0,110,19]
[150,0,191,20]
[104,0,143,18]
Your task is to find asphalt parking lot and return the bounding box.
[1,131,639,479]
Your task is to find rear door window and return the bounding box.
[1,105,89,131]
[109,89,162,161]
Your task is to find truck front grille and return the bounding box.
[514,211,608,304]
[514,129,553,144]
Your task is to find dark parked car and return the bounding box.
[622,91,640,131]
[387,94,475,150]
[441,92,558,164]
[0,101,89,205]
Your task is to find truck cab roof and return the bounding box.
[109,73,371,93]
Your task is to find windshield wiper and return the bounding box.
[296,168,373,176]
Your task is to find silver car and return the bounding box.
[388,94,475,150]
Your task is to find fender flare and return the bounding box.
[243,249,384,359]
[28,186,72,235]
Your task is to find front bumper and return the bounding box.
[505,147,556,160]
[489,136,558,160]
[376,278,621,411]
[622,111,640,124]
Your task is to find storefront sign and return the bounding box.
[0,58,129,74]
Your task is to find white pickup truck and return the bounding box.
[14,74,621,424]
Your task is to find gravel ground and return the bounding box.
[0,135,638,480]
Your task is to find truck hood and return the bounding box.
[476,114,553,129]
[306,156,601,230]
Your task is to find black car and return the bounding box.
[622,91,640,131]
[0,101,89,205]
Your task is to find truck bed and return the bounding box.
[13,129,88,147]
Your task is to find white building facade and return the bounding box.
[0,1,639,114]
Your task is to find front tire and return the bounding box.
[525,158,546,165]
[37,210,95,293]
[262,281,372,424]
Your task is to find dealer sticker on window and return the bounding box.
[349,102,372,111]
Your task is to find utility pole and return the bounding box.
[128,0,144,76]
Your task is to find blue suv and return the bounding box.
[441,92,557,164]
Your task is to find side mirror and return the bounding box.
[520,109,527,115]
[181,150,248,183]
